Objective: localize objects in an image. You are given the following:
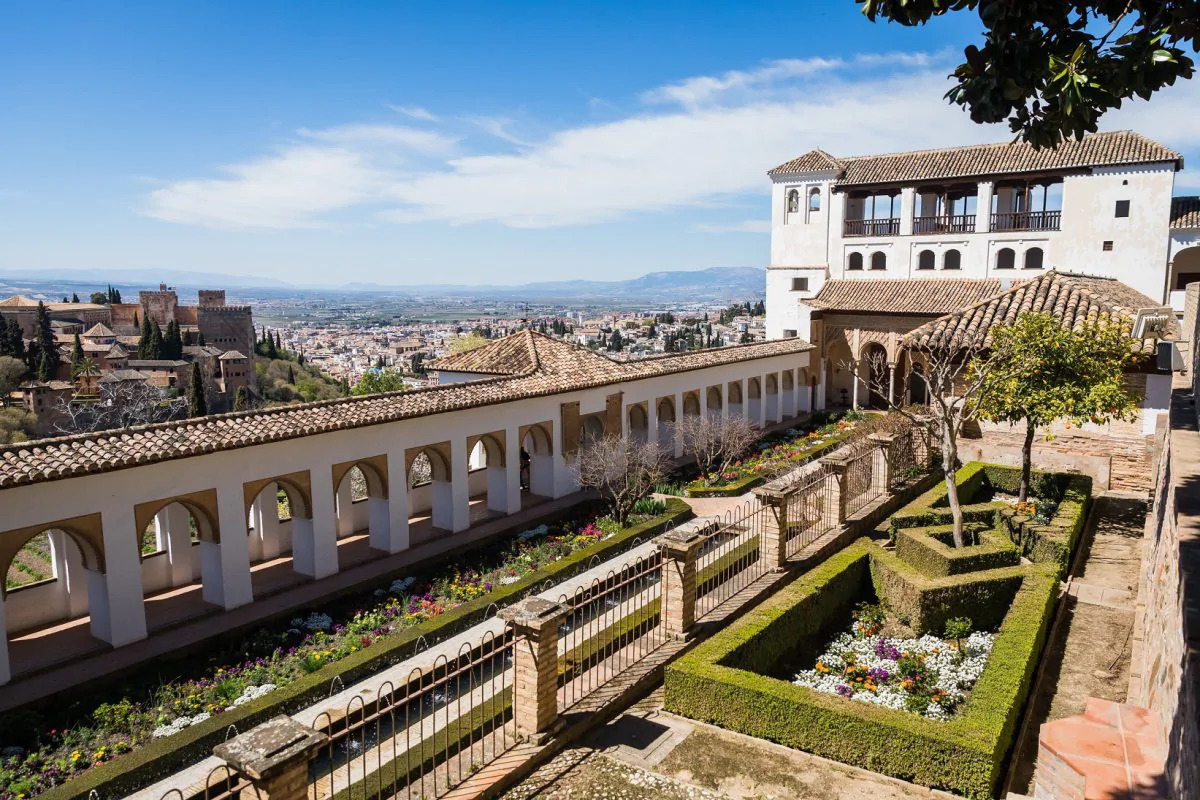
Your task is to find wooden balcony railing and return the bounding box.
[912,214,976,234]
[843,218,900,237]
[991,210,1062,232]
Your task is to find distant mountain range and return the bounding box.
[0,266,765,303]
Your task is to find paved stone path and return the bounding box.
[1006,492,1146,795]
[503,689,953,800]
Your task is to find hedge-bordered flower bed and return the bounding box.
[687,412,866,497]
[895,523,1020,578]
[664,540,1059,799]
[14,499,693,800]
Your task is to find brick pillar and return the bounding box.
[499,597,568,744]
[820,453,851,524]
[869,432,896,490]
[752,486,791,571]
[659,524,707,639]
[213,715,329,800]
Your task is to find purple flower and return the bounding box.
[835,683,853,698]
[874,639,901,661]
[868,667,890,682]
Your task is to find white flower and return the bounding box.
[388,576,416,594]
[303,612,333,632]
[517,525,549,541]
[226,683,278,710]
[499,575,521,585]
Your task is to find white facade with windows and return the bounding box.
[765,132,1195,339]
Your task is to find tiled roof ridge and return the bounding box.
[838,129,1164,164]
[1171,195,1200,229]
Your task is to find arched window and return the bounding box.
[786,189,800,214]
[808,187,821,212]
[870,252,887,271]
[1024,247,1044,270]
[847,252,864,271]
[943,249,962,270]
[996,247,1016,270]
[917,250,935,271]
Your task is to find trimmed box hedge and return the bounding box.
[664,539,1060,799]
[38,499,692,800]
[895,523,1020,578]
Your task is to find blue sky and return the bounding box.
[2,1,1198,287]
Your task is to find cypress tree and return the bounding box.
[163,320,183,360]
[149,319,164,360]
[137,315,151,358]
[266,330,278,360]
[287,364,296,384]
[198,331,206,346]
[133,310,139,329]
[0,319,8,356]
[187,363,207,417]
[6,319,25,361]
[233,386,248,411]
[71,292,80,303]
[71,332,84,369]
[34,302,57,377]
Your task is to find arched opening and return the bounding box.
[917,250,935,271]
[747,377,762,423]
[862,343,889,409]
[683,391,701,419]
[1023,247,1044,270]
[786,188,800,215]
[870,251,887,271]
[468,433,518,517]
[580,414,606,446]
[826,338,856,409]
[808,187,821,213]
[943,249,962,270]
[847,252,864,271]
[996,247,1016,270]
[408,447,455,533]
[334,460,390,556]
[764,373,780,424]
[655,397,676,450]
[1170,246,1200,309]
[705,386,723,420]
[520,422,555,498]
[628,403,649,444]
[908,362,928,406]
[726,381,744,419]
[782,369,798,417]
[246,477,318,579]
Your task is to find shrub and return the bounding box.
[895,523,1020,578]
[665,539,1060,799]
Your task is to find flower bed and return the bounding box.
[687,411,866,497]
[664,539,1060,799]
[793,603,996,721]
[3,498,691,800]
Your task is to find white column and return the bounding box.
[448,438,471,532]
[816,359,828,411]
[294,475,338,579]
[699,385,710,420]
[899,186,916,237]
[200,481,254,609]
[758,374,769,427]
[851,362,860,410]
[647,399,659,448]
[550,416,576,499]
[502,427,523,513]
[252,485,282,561]
[92,507,148,647]
[888,364,896,407]
[371,456,408,553]
[976,181,994,234]
[673,392,685,458]
[157,504,195,586]
[48,529,88,618]
[335,478,355,538]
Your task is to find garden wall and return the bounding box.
[1125,393,1200,798]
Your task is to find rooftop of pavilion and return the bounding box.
[0,329,813,489]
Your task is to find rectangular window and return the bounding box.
[1115,200,1130,218]
[1103,240,1114,251]
[782,329,798,339]
[790,277,809,292]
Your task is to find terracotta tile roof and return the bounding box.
[0,330,812,488]
[905,271,1171,353]
[1171,196,1200,229]
[767,148,843,176]
[807,279,1004,315]
[769,131,1181,186]
[429,330,626,379]
[83,323,116,338]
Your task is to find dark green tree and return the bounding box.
[33,302,57,379]
[287,364,296,384]
[266,330,278,360]
[71,293,80,303]
[187,363,207,417]
[233,385,248,411]
[4,319,24,361]
[860,0,1199,147]
[71,332,84,370]
[90,291,107,305]
[198,331,206,346]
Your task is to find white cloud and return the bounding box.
[696,220,771,234]
[640,57,843,108]
[387,105,440,122]
[145,53,1200,232]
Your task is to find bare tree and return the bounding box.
[674,413,761,487]
[51,380,188,434]
[859,335,1016,547]
[573,434,672,526]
